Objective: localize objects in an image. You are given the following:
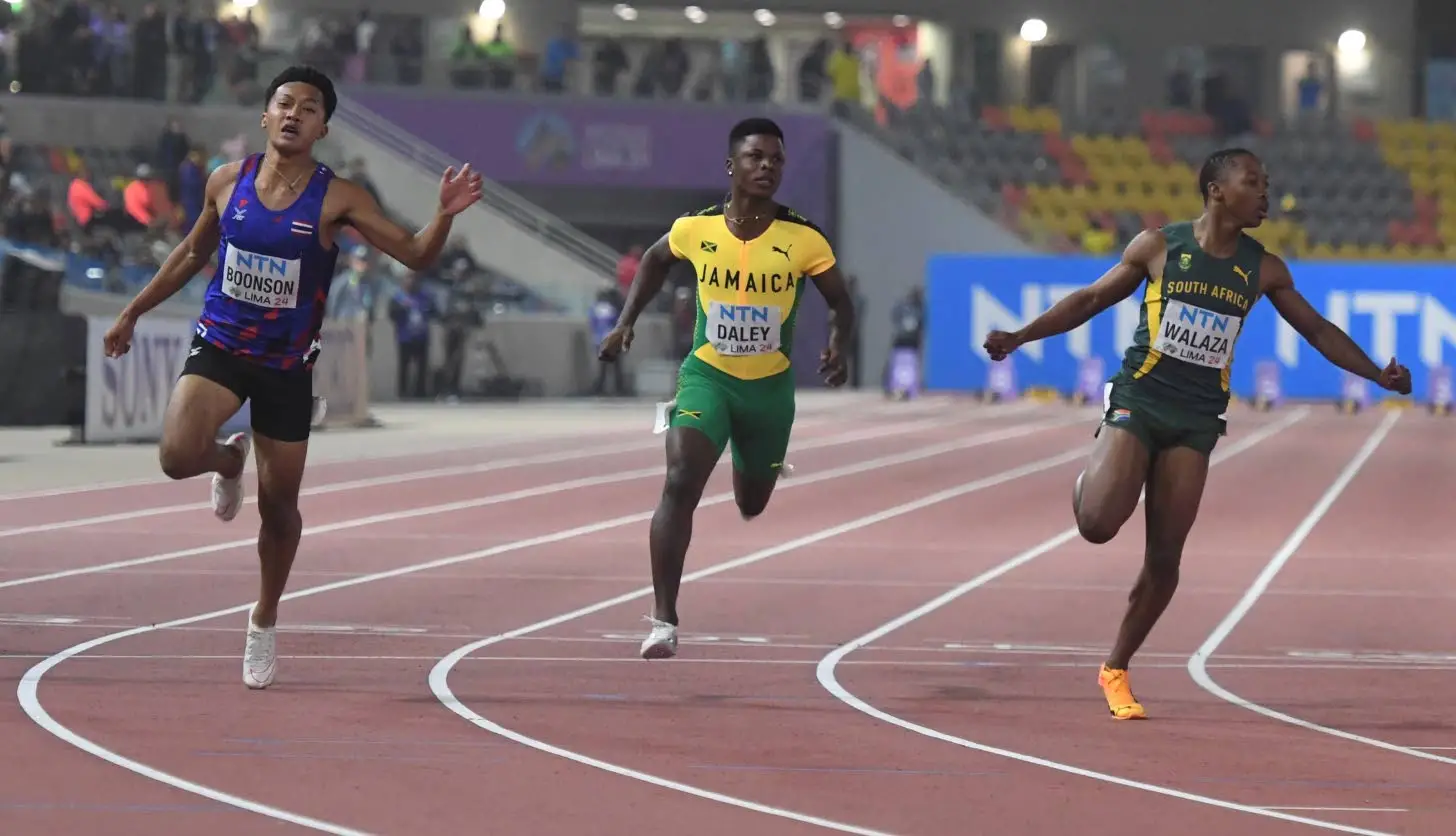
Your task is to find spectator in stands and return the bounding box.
[439,280,482,401]
[98,8,133,96]
[7,187,59,247]
[66,164,109,229]
[917,57,935,104]
[616,244,642,295]
[884,286,924,392]
[169,1,202,102]
[746,36,774,101]
[1167,60,1194,108]
[226,27,262,104]
[1297,60,1324,116]
[389,271,435,400]
[390,26,424,86]
[178,145,206,231]
[798,39,829,102]
[449,24,486,88]
[650,38,690,98]
[327,245,376,322]
[132,3,168,99]
[482,24,516,91]
[156,117,189,200]
[351,10,376,83]
[65,20,101,96]
[590,286,627,396]
[123,163,169,232]
[440,235,479,275]
[539,24,579,93]
[591,36,628,96]
[717,38,744,100]
[827,41,860,115]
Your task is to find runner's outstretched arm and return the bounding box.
[809,264,856,386]
[1259,252,1412,394]
[598,232,684,362]
[984,229,1162,360]
[337,165,482,270]
[615,232,682,331]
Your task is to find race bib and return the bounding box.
[706,301,781,356]
[1154,299,1241,369]
[221,243,302,309]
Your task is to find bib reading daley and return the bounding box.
[102,64,483,690]
[596,117,858,660]
[983,147,1412,721]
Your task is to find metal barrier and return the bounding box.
[334,97,620,278]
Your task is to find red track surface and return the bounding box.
[0,400,1450,835]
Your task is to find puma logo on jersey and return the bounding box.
[772,244,792,261]
[1233,265,1251,284]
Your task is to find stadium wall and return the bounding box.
[836,120,1033,392]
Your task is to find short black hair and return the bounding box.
[729,117,784,153]
[265,65,338,122]
[1198,147,1258,204]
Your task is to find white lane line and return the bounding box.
[0,412,1065,591]
[0,407,1004,538]
[812,410,1401,836]
[19,415,1080,835]
[1186,411,1456,767]
[1259,808,1407,814]
[426,447,1089,835]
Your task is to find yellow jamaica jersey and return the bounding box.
[667,204,836,380]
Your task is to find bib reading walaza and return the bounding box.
[707,301,782,356]
[222,243,302,309]
[1152,299,1241,369]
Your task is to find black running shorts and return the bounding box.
[180,334,314,443]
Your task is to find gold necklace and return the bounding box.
[264,156,309,192]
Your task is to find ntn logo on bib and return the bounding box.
[222,244,302,309]
[707,301,781,355]
[1154,299,1242,369]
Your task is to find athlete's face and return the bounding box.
[1212,154,1269,228]
[264,82,328,153]
[727,134,785,199]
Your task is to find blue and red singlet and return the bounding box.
[196,153,341,371]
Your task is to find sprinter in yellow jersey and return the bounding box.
[597,118,857,660]
[984,149,1411,720]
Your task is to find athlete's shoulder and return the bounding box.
[1159,220,1195,240]
[670,203,722,233]
[1238,230,1268,254]
[773,205,828,238]
[684,203,724,218]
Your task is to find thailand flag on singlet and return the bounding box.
[196,153,342,371]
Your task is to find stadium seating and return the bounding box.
[869,99,1439,261]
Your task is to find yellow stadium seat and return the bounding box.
[1029,107,1062,134]
[1008,105,1037,133]
[1387,242,1418,260]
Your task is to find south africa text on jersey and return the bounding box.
[697,265,802,293]
[222,244,302,309]
[1154,299,1242,369]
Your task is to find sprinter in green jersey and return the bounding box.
[983,148,1411,721]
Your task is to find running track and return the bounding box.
[0,397,1451,835]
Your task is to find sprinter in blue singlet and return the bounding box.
[102,65,483,690]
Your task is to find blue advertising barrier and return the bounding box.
[925,255,1456,402]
